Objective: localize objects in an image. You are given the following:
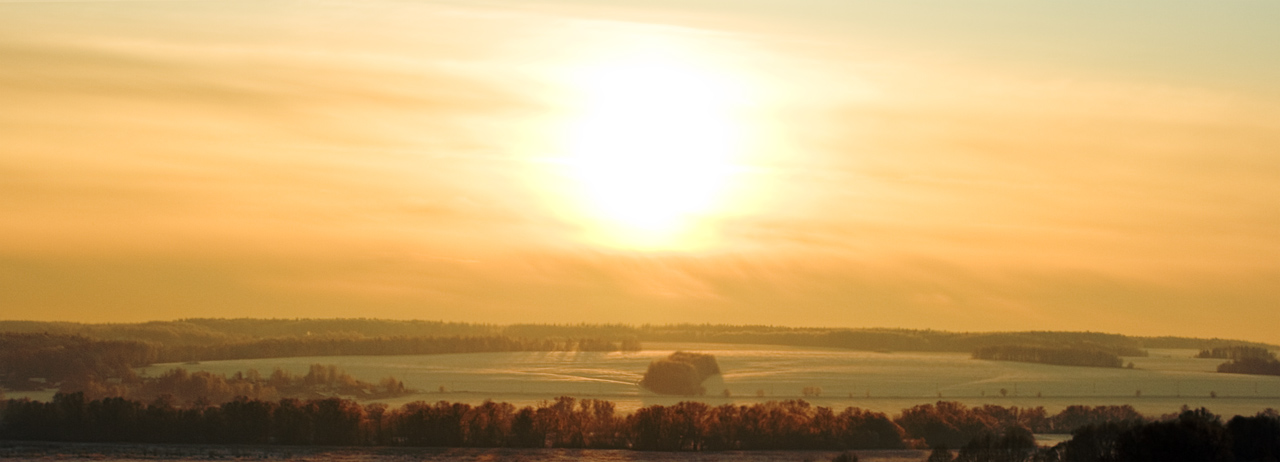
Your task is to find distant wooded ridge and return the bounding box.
[1,318,1273,352]
[5,319,1274,390]
[0,333,636,391]
[1199,346,1275,360]
[972,345,1133,369]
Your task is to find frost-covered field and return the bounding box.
[127,343,1280,417]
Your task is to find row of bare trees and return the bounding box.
[0,395,907,449]
[1,394,1179,452]
[972,345,1125,368]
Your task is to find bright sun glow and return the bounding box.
[561,50,748,249]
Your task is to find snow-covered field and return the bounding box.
[119,343,1280,418]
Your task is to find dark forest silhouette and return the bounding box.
[3,395,1279,461]
[156,335,635,363]
[0,333,157,390]
[0,333,635,391]
[1201,346,1280,377]
[70,364,410,405]
[1199,346,1275,360]
[972,345,1128,368]
[1062,407,1280,462]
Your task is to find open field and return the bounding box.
[113,343,1280,417]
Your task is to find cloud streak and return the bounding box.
[2,0,1279,343]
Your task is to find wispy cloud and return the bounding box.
[2,0,1278,342]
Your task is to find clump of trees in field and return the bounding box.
[68,364,410,405]
[1211,347,1280,377]
[639,352,721,396]
[972,344,1126,368]
[1218,357,1280,376]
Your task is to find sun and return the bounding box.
[558,50,749,249]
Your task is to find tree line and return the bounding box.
[6,319,1271,355]
[1198,346,1274,360]
[1214,347,1280,377]
[0,395,902,449]
[0,319,502,346]
[0,333,158,390]
[1060,407,1280,462]
[0,333,637,391]
[895,401,1145,448]
[1,395,1207,453]
[1199,346,1280,377]
[972,345,1126,368]
[68,365,410,405]
[155,335,638,363]
[933,407,1280,462]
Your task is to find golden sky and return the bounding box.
[3,0,1279,342]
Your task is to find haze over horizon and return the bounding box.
[2,0,1279,343]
